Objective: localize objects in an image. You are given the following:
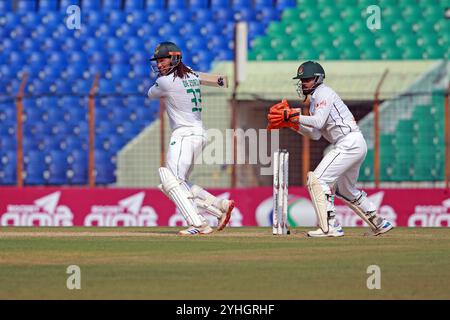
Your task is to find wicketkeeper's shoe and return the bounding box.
[217,199,235,231]
[307,220,344,237]
[178,223,214,236]
[366,219,393,236]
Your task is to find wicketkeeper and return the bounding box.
[267,61,393,237]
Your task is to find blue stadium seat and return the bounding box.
[103,0,122,10]
[96,121,117,135]
[81,0,101,10]
[167,0,187,9]
[232,0,252,9]
[180,22,202,36]
[211,0,230,8]
[24,106,44,123]
[276,0,296,9]
[17,0,37,12]
[124,0,145,10]
[0,0,12,12]
[64,64,86,79]
[41,11,61,27]
[116,24,139,38]
[126,37,146,51]
[132,64,150,78]
[107,135,126,152]
[0,135,16,150]
[190,0,208,8]
[21,12,42,28]
[25,164,47,185]
[256,7,281,22]
[213,8,234,21]
[254,0,274,8]
[1,150,16,167]
[60,0,80,9]
[94,150,115,184]
[108,10,127,26]
[45,107,65,123]
[0,106,15,123]
[51,121,74,136]
[234,8,257,21]
[0,163,17,185]
[37,96,59,108]
[66,138,87,154]
[147,11,169,25]
[73,80,92,95]
[70,163,88,184]
[120,79,140,93]
[98,80,117,95]
[24,150,46,166]
[127,96,146,107]
[111,107,132,122]
[192,9,213,22]
[146,0,165,9]
[39,0,58,12]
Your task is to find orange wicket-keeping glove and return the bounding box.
[267,99,300,131]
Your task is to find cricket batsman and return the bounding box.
[267,61,393,237]
[147,41,234,235]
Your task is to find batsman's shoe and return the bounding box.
[217,199,235,231]
[307,220,344,238]
[367,219,393,236]
[178,223,214,236]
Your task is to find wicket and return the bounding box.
[273,149,289,235]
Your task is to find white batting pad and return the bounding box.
[307,172,329,233]
[159,167,203,227]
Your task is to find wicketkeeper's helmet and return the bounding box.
[293,61,325,97]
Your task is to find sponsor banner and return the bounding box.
[0,187,449,227]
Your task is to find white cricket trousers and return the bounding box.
[166,126,207,181]
[313,131,367,200]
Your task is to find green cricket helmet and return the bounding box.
[293,61,325,97]
[150,41,182,75]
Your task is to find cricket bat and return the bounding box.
[196,72,229,88]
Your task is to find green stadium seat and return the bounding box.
[360,48,382,59]
[291,35,313,49]
[312,35,333,48]
[417,34,440,48]
[354,34,377,48]
[333,34,356,49]
[340,48,360,60]
[253,49,278,61]
[401,6,424,22]
[340,7,361,20]
[300,47,319,60]
[285,23,308,36]
[266,22,288,37]
[251,36,272,50]
[402,47,424,59]
[413,21,438,34]
[276,50,301,61]
[270,36,294,49]
[307,21,329,34]
[424,46,446,59]
[391,21,413,35]
[328,22,350,35]
[381,47,403,59]
[396,35,418,48]
[412,105,433,118]
[397,119,415,133]
[422,6,446,20]
[282,8,301,22]
[375,34,397,48]
[320,48,341,60]
[391,162,412,181]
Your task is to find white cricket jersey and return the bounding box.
[300,84,359,144]
[147,72,204,131]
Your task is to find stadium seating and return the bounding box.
[0,0,447,185]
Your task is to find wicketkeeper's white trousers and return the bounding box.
[313,131,367,201]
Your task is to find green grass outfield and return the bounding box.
[0,227,449,300]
